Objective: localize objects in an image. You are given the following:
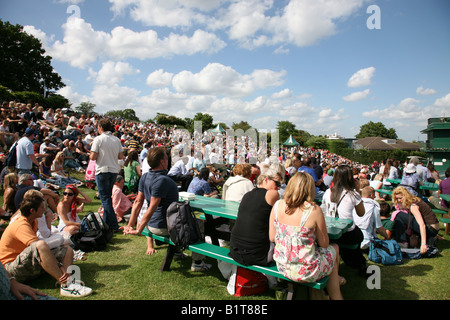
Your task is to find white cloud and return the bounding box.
[146,69,174,88]
[271,89,293,99]
[434,93,450,108]
[23,25,54,49]
[171,63,286,97]
[417,86,436,95]
[48,18,226,69]
[362,97,426,121]
[343,89,370,102]
[347,67,376,88]
[91,61,140,86]
[110,0,365,49]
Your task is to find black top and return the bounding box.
[229,188,273,266]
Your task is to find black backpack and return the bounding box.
[71,212,113,252]
[166,200,202,250]
[5,142,17,168]
[70,229,108,252]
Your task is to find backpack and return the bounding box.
[368,239,403,265]
[5,142,17,167]
[70,230,108,253]
[166,200,202,250]
[72,212,114,251]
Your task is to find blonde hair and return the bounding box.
[283,171,316,215]
[361,186,375,198]
[392,187,420,209]
[55,151,64,163]
[3,173,18,190]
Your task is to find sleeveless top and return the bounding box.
[273,200,336,283]
[415,200,439,226]
[229,188,272,266]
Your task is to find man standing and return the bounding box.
[90,118,125,231]
[16,128,40,176]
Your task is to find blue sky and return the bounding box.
[1,0,449,142]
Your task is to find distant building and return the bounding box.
[326,133,356,148]
[353,137,420,151]
[420,117,450,173]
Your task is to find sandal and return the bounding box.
[339,276,347,286]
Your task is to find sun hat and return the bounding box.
[405,163,416,174]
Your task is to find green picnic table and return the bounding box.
[187,195,353,242]
[419,181,439,191]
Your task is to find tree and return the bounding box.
[105,109,140,122]
[75,102,96,115]
[0,20,65,94]
[277,120,297,144]
[232,121,252,132]
[355,121,398,139]
[305,136,329,150]
[193,112,214,132]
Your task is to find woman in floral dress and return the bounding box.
[269,171,343,300]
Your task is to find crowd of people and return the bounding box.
[0,99,447,300]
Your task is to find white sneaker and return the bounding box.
[60,282,93,298]
[191,261,212,272]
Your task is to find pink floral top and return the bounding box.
[273,201,336,283]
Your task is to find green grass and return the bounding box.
[2,171,450,300]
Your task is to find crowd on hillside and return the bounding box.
[0,99,447,300]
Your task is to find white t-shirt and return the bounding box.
[321,188,362,230]
[90,132,123,174]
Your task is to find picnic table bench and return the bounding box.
[140,229,329,300]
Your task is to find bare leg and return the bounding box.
[326,244,344,300]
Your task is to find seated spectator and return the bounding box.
[123,150,142,194]
[323,169,334,188]
[57,185,91,236]
[167,154,194,191]
[63,141,85,172]
[429,167,450,212]
[51,151,83,188]
[99,175,133,223]
[2,173,18,217]
[222,163,254,202]
[321,165,367,277]
[74,140,90,167]
[0,261,57,300]
[379,202,394,239]
[187,167,218,197]
[392,187,440,253]
[14,174,59,214]
[298,157,325,201]
[39,137,60,157]
[269,171,343,300]
[0,194,92,297]
[400,164,423,196]
[355,187,389,250]
[229,168,280,266]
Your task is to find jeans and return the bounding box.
[96,172,119,230]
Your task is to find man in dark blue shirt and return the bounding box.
[122,147,211,271]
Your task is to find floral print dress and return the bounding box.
[273,201,336,283]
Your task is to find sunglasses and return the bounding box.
[63,192,74,196]
[269,178,281,188]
